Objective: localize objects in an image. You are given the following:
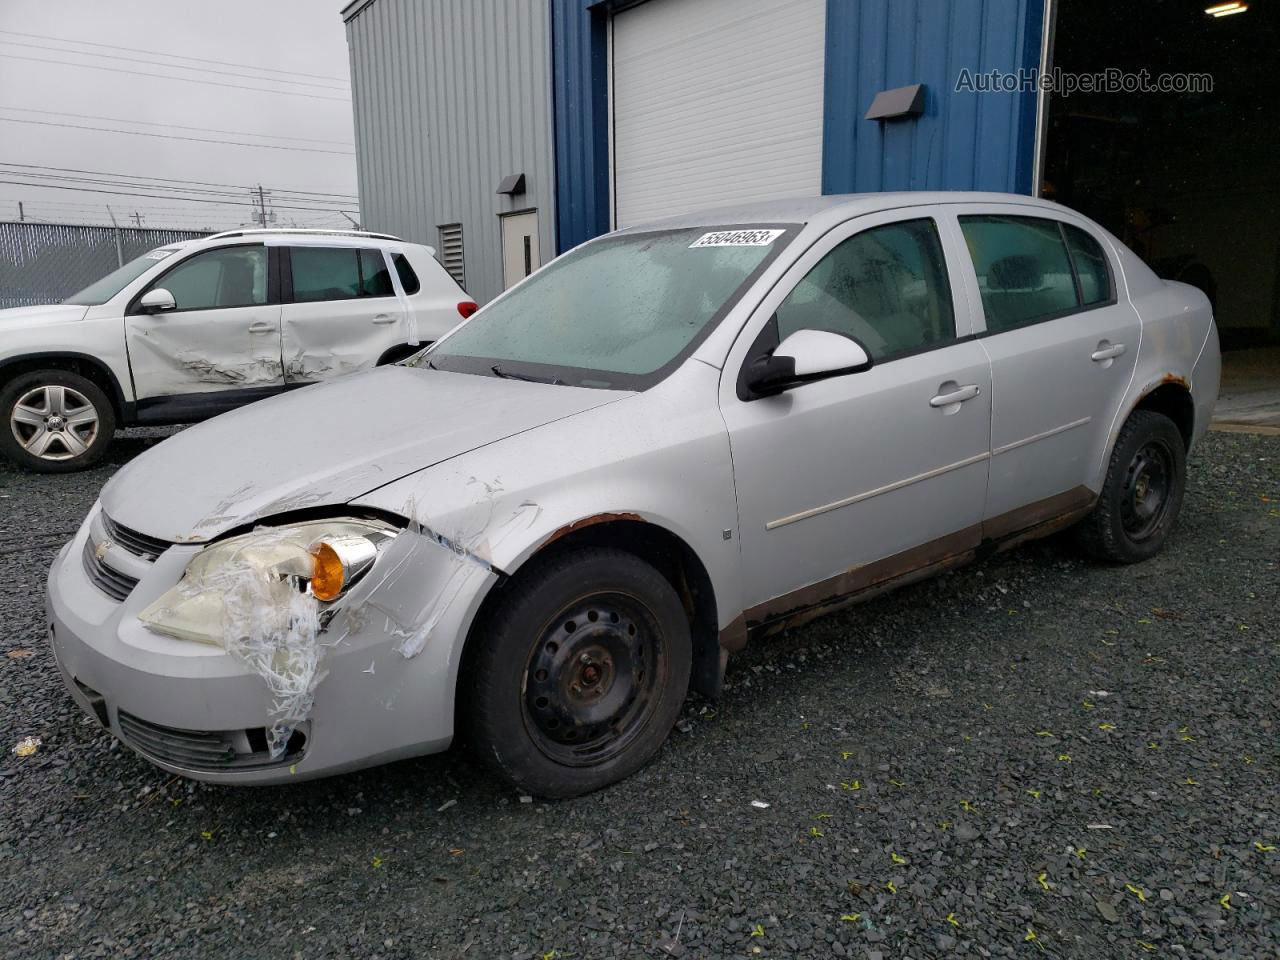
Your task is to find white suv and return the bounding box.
[0,229,475,472]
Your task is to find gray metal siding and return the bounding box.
[346,0,556,305]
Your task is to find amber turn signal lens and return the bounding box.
[310,542,346,601]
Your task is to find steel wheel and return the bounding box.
[522,592,667,768]
[9,384,101,462]
[1120,438,1175,542]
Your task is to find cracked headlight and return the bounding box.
[138,519,397,646]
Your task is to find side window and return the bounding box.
[958,215,1080,332]
[392,253,420,295]
[359,248,394,297]
[1063,224,1112,306]
[149,246,267,311]
[775,218,956,362]
[290,247,360,302]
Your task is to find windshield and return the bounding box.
[63,248,180,306]
[421,224,797,389]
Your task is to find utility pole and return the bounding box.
[17,201,23,222]
[338,210,362,230]
[105,205,124,267]
[249,184,274,227]
[130,210,144,228]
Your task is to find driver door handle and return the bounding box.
[1092,343,1126,361]
[930,384,981,407]
[248,321,275,334]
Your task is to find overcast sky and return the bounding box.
[0,0,359,231]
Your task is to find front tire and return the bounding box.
[461,547,692,798]
[1077,410,1186,563]
[0,369,115,473]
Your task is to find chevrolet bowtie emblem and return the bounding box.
[95,539,113,562]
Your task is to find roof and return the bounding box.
[615,191,1069,235]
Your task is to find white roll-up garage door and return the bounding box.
[610,0,827,227]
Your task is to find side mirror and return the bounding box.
[745,329,872,397]
[138,288,176,314]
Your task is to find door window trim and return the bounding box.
[954,213,1119,338]
[127,242,277,316]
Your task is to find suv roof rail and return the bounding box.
[202,227,403,242]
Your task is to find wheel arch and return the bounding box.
[1129,377,1195,451]
[0,352,130,422]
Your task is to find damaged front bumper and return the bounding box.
[46,506,497,784]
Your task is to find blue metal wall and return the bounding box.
[822,0,1044,196]
[550,0,1044,253]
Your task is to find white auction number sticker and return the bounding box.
[144,250,176,261]
[689,229,784,248]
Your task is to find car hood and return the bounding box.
[0,303,90,329]
[101,366,628,542]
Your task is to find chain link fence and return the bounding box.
[0,222,211,309]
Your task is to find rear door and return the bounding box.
[721,212,992,621]
[947,208,1141,533]
[280,245,403,383]
[125,243,283,401]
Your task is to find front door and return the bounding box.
[126,243,283,402]
[501,210,539,289]
[721,213,993,622]
[947,210,1142,532]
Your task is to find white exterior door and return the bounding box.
[610,0,826,227]
[501,211,540,290]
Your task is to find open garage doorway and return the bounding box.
[1042,0,1280,361]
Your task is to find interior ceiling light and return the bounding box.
[1205,2,1247,16]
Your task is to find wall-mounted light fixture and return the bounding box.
[496,173,526,196]
[865,84,926,121]
[1204,2,1247,17]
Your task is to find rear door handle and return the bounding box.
[248,321,275,334]
[372,314,397,325]
[930,384,981,407]
[1091,343,1126,361]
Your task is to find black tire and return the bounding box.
[0,369,115,473]
[461,547,692,798]
[1076,410,1186,563]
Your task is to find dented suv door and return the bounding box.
[125,243,284,402]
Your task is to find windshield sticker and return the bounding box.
[144,250,176,260]
[689,229,784,248]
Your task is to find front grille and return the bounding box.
[82,538,139,602]
[118,711,305,772]
[100,513,172,561]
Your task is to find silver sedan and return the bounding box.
[47,193,1220,797]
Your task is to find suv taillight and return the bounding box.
[457,301,478,319]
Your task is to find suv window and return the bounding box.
[776,218,956,362]
[958,215,1081,332]
[290,247,399,302]
[359,248,393,297]
[392,253,420,294]
[147,246,267,311]
[1063,223,1112,306]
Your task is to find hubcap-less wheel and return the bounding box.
[523,594,666,767]
[9,385,100,461]
[1120,438,1174,541]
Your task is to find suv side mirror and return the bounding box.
[138,288,176,314]
[745,329,872,397]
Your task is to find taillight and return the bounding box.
[457,301,478,319]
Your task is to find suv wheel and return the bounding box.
[0,370,116,473]
[1077,409,1186,563]
[461,547,692,798]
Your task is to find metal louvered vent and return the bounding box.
[437,222,465,287]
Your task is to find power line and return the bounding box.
[0,116,355,155]
[0,40,348,92]
[0,162,358,199]
[0,104,354,146]
[0,28,348,83]
[7,170,357,205]
[0,178,359,215]
[2,54,351,103]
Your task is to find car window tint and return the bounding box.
[959,215,1080,332]
[291,247,361,302]
[1063,223,1111,306]
[359,248,394,297]
[392,253,420,294]
[152,246,267,311]
[775,218,956,361]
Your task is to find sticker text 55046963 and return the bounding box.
[689,229,785,248]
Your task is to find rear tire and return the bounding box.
[0,369,115,473]
[461,547,691,798]
[1076,410,1186,563]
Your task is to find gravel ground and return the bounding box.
[0,429,1276,960]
